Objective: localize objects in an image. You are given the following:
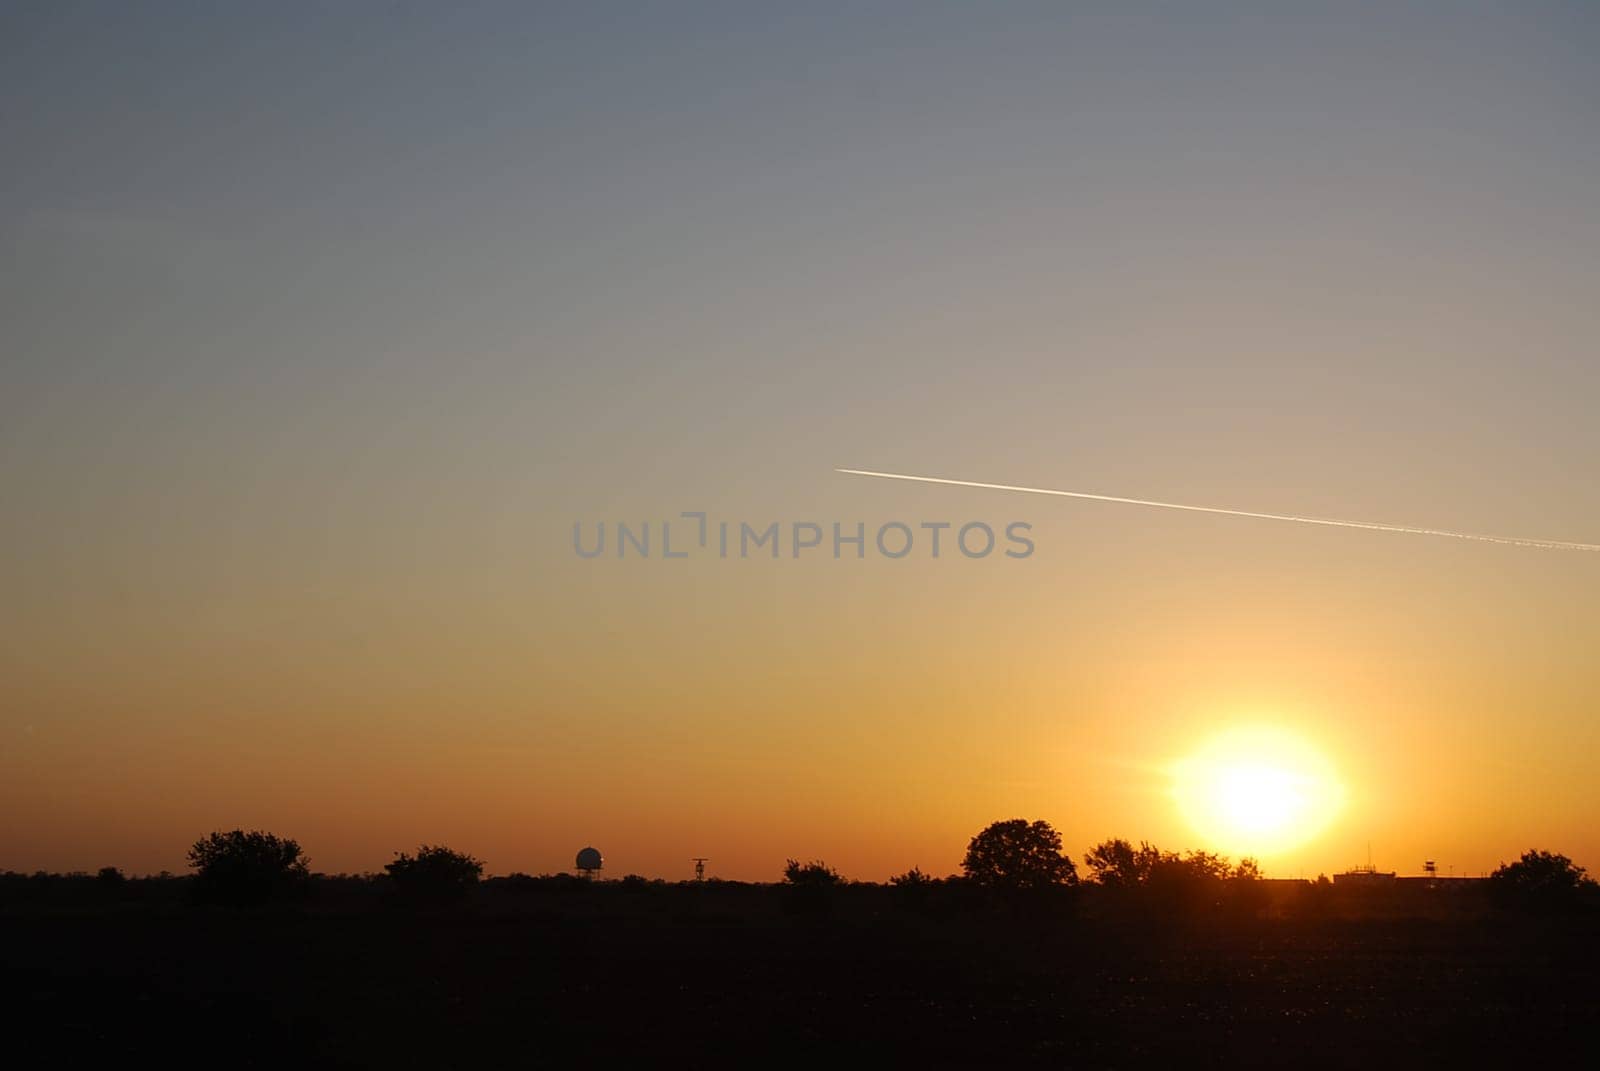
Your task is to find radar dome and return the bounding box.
[575,846,603,873]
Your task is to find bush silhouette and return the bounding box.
[962,819,1077,889]
[889,866,934,887]
[781,859,843,918]
[783,859,843,886]
[385,845,484,903]
[889,866,940,909]
[187,829,309,906]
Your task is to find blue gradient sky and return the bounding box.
[3,3,1598,880]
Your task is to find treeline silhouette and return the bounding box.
[5,818,1595,919]
[11,820,1600,1067]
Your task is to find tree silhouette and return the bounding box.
[1231,857,1262,881]
[187,829,309,905]
[385,845,484,903]
[1084,838,1142,886]
[1084,838,1263,916]
[961,819,1077,889]
[1177,849,1233,883]
[1490,849,1597,911]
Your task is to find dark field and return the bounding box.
[8,879,1598,1067]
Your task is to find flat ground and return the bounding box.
[7,883,1597,1066]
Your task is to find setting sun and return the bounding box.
[1171,726,1346,857]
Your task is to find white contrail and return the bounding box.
[836,468,1600,552]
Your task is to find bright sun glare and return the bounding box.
[1171,726,1345,857]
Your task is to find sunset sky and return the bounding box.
[4,3,1598,882]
